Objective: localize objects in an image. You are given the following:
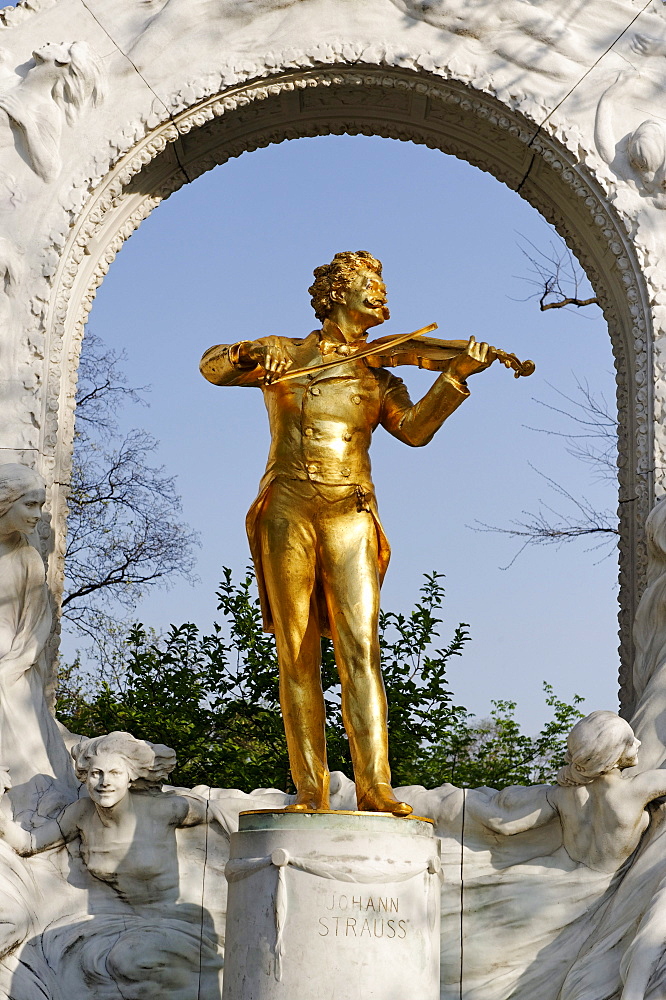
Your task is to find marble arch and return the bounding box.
[1,0,665,713]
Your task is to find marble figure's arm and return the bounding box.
[26,800,85,854]
[171,790,230,832]
[0,799,83,855]
[630,768,666,807]
[466,785,556,836]
[594,73,626,167]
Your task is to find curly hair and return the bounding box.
[309,250,382,322]
[71,731,176,789]
[556,711,637,786]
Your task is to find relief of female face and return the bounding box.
[0,488,45,539]
[31,42,72,70]
[619,736,641,770]
[86,753,132,809]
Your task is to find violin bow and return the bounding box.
[271,323,439,384]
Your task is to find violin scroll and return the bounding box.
[492,348,536,379]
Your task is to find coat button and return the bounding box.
[343,432,352,442]
[351,394,361,404]
[307,463,318,474]
[304,427,314,437]
[310,386,321,396]
[341,468,351,477]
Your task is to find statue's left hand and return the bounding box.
[445,336,492,382]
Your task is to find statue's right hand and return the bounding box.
[243,337,292,383]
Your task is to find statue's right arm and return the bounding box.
[200,336,295,387]
[199,342,266,388]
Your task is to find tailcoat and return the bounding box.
[200,329,469,638]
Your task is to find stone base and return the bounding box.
[222,810,441,1000]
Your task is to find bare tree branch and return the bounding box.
[540,296,598,312]
[472,384,619,567]
[473,464,618,568]
[514,235,600,314]
[74,331,149,434]
[62,331,199,638]
[526,378,617,483]
[472,234,616,565]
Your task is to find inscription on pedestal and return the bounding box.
[318,893,407,939]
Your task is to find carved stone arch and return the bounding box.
[47,65,650,710]
[1,1,663,714]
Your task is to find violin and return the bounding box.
[363,331,535,379]
[274,323,535,383]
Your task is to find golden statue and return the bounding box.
[200,251,532,817]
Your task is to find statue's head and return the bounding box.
[628,120,666,208]
[32,41,105,124]
[556,710,640,786]
[72,732,176,806]
[309,250,389,329]
[0,463,45,537]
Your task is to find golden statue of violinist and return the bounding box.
[200,251,533,816]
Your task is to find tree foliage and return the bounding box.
[57,569,584,791]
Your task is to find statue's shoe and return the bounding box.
[357,783,413,817]
[285,792,330,812]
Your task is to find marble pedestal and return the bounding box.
[222,810,441,1000]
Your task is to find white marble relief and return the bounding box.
[126,0,305,64]
[0,0,663,997]
[388,0,646,79]
[0,42,104,183]
[389,712,664,1000]
[0,672,659,998]
[0,718,304,1000]
[595,70,666,209]
[0,464,76,819]
[0,732,226,1000]
[550,498,666,1000]
[628,496,666,768]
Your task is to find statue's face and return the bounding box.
[0,488,45,537]
[619,736,641,769]
[86,753,132,808]
[32,42,71,68]
[335,267,389,335]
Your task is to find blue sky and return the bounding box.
[61,133,620,732]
